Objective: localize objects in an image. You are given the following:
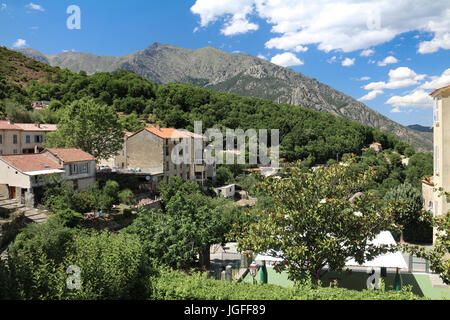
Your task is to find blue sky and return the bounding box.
[1,1,449,127]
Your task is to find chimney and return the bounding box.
[35,122,41,128]
[156,124,160,131]
[34,145,39,154]
[6,117,13,125]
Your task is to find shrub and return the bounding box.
[152,270,425,300]
[49,208,83,228]
[4,223,153,300]
[118,189,135,205]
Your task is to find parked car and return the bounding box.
[97,165,111,172]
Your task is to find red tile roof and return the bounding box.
[129,126,204,140]
[0,120,22,130]
[0,121,57,132]
[0,154,63,173]
[14,123,57,132]
[45,148,95,163]
[430,84,450,97]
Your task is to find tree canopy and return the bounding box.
[45,97,124,160]
[232,161,401,283]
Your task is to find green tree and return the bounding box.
[384,183,432,243]
[233,162,400,284]
[158,176,200,208]
[45,97,124,161]
[216,166,235,186]
[118,112,145,132]
[125,183,226,269]
[401,190,450,285]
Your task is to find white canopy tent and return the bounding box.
[254,231,408,270]
[345,231,408,269]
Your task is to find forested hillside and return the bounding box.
[17,43,433,152]
[0,46,414,165]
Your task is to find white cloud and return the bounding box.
[191,0,258,36]
[364,67,426,91]
[359,76,371,81]
[390,107,402,113]
[257,53,267,60]
[327,56,337,64]
[377,56,398,66]
[26,3,45,12]
[385,68,450,110]
[360,49,374,57]
[420,68,450,89]
[361,66,428,104]
[359,89,384,101]
[418,22,450,53]
[294,45,308,52]
[191,1,450,54]
[221,16,259,36]
[341,58,355,67]
[386,89,433,108]
[12,39,27,49]
[1,3,6,11]
[270,52,304,67]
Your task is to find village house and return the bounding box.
[0,153,65,207]
[214,184,235,199]
[0,119,57,155]
[31,101,50,111]
[125,125,216,185]
[41,148,96,191]
[369,142,383,153]
[0,148,95,207]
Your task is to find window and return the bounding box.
[34,135,44,143]
[433,98,439,124]
[434,146,440,174]
[13,149,18,154]
[13,135,17,144]
[26,135,31,144]
[122,150,125,156]
[0,135,2,144]
[165,146,169,156]
[70,162,90,175]
[0,150,2,155]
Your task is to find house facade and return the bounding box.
[42,148,96,191]
[0,148,95,207]
[422,84,450,243]
[0,153,65,207]
[214,184,236,199]
[125,125,216,185]
[0,120,57,155]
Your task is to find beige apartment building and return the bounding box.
[422,84,450,243]
[124,125,215,185]
[0,119,57,155]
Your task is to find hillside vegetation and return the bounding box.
[17,43,433,152]
[1,46,415,166]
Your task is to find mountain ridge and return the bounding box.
[17,43,433,152]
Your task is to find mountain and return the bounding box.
[407,124,433,133]
[17,43,433,152]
